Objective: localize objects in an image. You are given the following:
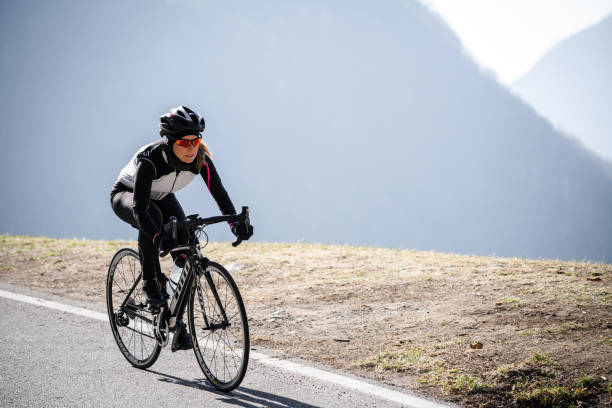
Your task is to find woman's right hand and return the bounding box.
[153,231,176,257]
[231,222,254,240]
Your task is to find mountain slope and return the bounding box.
[513,13,612,161]
[1,0,612,261]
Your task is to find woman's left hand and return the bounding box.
[231,222,254,240]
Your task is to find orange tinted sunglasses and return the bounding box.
[175,137,202,148]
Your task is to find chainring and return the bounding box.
[153,306,170,347]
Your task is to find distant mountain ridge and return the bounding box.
[1,0,612,262]
[513,13,612,162]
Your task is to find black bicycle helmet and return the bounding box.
[159,106,205,139]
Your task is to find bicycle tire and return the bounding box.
[106,247,161,369]
[188,261,250,391]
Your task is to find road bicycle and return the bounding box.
[106,207,251,391]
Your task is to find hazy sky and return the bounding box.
[418,0,612,84]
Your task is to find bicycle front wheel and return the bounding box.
[189,261,249,391]
[106,247,161,369]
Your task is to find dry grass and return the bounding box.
[1,234,611,407]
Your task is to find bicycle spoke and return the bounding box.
[226,310,240,322]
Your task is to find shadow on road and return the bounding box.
[148,370,321,408]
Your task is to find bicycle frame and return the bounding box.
[116,245,232,337]
[117,206,250,341]
[110,256,228,356]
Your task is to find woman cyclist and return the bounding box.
[110,106,253,351]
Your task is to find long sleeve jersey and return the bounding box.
[111,139,236,239]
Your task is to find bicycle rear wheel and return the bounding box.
[106,247,161,369]
[189,261,249,391]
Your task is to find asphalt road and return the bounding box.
[0,285,452,408]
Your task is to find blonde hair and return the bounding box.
[196,142,212,170]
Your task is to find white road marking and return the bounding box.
[0,288,450,408]
[0,289,107,321]
[250,351,449,408]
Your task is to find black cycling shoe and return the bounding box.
[171,320,193,352]
[142,279,165,307]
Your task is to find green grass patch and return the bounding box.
[544,321,587,334]
[531,352,556,367]
[359,348,424,371]
[597,336,612,344]
[495,353,557,382]
[577,372,598,388]
[499,296,521,304]
[41,250,64,258]
[421,367,493,395]
[494,354,606,406]
[513,385,585,407]
[448,374,493,394]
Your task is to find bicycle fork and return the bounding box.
[195,259,230,332]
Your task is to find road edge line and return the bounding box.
[0,289,107,322]
[250,351,449,408]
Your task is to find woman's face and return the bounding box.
[172,135,201,163]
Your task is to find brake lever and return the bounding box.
[236,206,250,228]
[232,237,244,247]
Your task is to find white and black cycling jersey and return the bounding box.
[115,140,199,200]
[111,139,236,240]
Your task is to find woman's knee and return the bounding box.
[111,192,138,228]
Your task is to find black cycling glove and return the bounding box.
[153,231,176,256]
[231,222,253,240]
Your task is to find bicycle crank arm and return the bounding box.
[153,306,170,347]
